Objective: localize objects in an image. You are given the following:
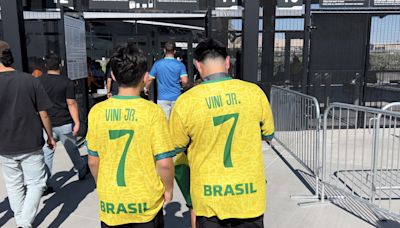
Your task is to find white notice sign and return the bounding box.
[64,15,88,80]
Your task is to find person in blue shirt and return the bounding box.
[145,41,189,119]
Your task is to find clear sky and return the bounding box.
[228,9,400,45]
[370,15,400,44]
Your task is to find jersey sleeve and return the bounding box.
[259,89,275,141]
[169,105,190,154]
[152,107,175,161]
[86,108,101,157]
[149,62,157,79]
[179,63,188,78]
[66,79,76,99]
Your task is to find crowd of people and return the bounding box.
[0,38,274,228]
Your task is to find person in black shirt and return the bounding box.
[106,61,118,98]
[0,41,57,228]
[40,54,88,190]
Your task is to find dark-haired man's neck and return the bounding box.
[200,64,228,81]
[118,86,142,97]
[0,64,15,73]
[47,70,61,75]
[165,53,174,58]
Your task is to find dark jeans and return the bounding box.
[196,215,264,228]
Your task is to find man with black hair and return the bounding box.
[145,41,189,119]
[0,41,57,228]
[39,54,88,191]
[170,39,275,228]
[87,43,175,228]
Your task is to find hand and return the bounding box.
[73,123,80,136]
[107,92,112,98]
[164,190,173,205]
[47,137,57,151]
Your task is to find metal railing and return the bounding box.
[270,86,322,201]
[321,103,400,218]
[382,102,400,112]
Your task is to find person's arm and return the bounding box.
[181,76,189,91]
[259,87,275,143]
[34,78,57,149]
[39,111,57,150]
[152,107,176,204]
[180,63,189,89]
[88,155,100,183]
[144,77,154,96]
[67,99,80,136]
[106,78,112,98]
[145,63,157,96]
[156,158,174,204]
[65,80,80,136]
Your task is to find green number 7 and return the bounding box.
[109,130,134,187]
[213,113,239,168]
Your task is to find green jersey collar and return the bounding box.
[201,72,232,84]
[112,95,141,100]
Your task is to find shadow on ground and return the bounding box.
[0,197,13,226]
[272,145,400,227]
[378,220,400,228]
[164,202,190,228]
[33,169,96,228]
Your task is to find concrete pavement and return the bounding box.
[0,141,388,227]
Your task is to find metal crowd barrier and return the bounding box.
[270,86,321,201]
[321,102,400,217]
[382,102,400,112]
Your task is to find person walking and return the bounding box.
[87,43,175,228]
[144,41,195,226]
[169,39,275,228]
[106,62,118,98]
[145,41,189,119]
[0,41,57,228]
[40,54,88,192]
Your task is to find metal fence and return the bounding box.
[270,86,321,200]
[321,102,400,218]
[382,102,400,112]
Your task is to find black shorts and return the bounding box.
[101,209,164,228]
[196,215,264,228]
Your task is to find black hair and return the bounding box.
[45,54,61,71]
[164,41,176,55]
[194,39,228,63]
[0,49,14,67]
[109,43,148,87]
[93,61,102,69]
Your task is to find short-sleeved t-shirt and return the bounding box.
[149,57,188,101]
[86,96,175,226]
[0,70,53,155]
[170,75,274,220]
[39,73,75,127]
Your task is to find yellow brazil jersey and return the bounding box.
[170,75,274,219]
[86,95,175,226]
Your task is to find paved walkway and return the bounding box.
[0,142,394,227]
